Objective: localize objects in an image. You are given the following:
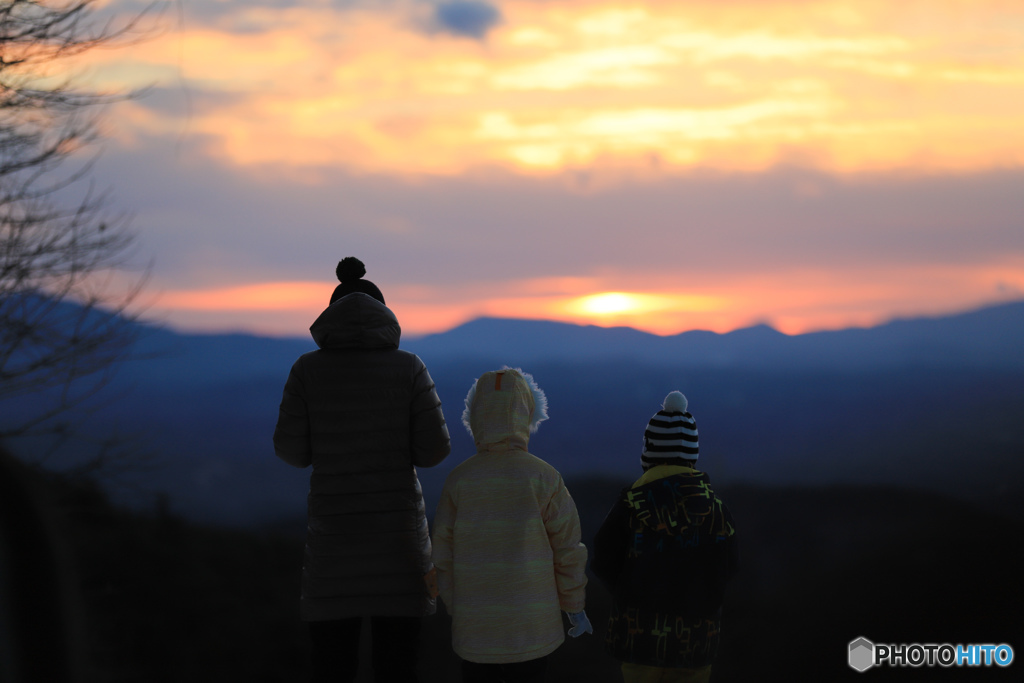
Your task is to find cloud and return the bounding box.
[73,0,1024,336]
[132,86,245,118]
[431,1,503,39]
[89,126,1024,337]
[85,0,1024,177]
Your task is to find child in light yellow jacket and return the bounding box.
[432,367,591,682]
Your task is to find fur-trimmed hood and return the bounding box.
[462,367,548,452]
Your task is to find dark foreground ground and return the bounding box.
[5,461,1022,683]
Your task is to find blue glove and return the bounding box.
[567,610,593,637]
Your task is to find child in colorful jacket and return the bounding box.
[432,367,591,682]
[591,391,738,683]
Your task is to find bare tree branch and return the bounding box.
[1,0,150,439]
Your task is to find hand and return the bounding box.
[423,567,439,599]
[567,610,593,637]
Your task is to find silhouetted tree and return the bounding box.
[1,0,145,438]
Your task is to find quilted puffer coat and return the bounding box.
[432,368,588,664]
[273,292,451,620]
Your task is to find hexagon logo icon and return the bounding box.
[849,637,875,672]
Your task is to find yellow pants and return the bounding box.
[621,662,712,683]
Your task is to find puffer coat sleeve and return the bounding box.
[544,477,588,614]
[273,359,312,468]
[591,491,630,590]
[409,356,449,468]
[432,484,456,612]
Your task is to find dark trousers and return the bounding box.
[309,616,421,683]
[461,655,549,683]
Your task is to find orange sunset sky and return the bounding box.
[65,0,1024,337]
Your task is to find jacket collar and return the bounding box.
[632,463,700,489]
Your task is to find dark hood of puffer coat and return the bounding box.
[309,292,401,350]
[627,470,720,537]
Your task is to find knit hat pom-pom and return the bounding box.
[662,390,688,413]
[336,256,366,283]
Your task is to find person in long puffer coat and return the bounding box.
[591,391,738,683]
[432,367,591,683]
[273,258,451,683]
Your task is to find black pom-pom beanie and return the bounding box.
[330,257,385,305]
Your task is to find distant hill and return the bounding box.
[108,299,1024,388]
[3,300,1023,526]
[405,300,1024,369]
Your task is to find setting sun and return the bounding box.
[566,291,724,319]
[574,292,642,315]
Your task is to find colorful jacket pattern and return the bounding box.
[592,465,737,668]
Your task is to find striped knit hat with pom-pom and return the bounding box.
[641,391,699,469]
